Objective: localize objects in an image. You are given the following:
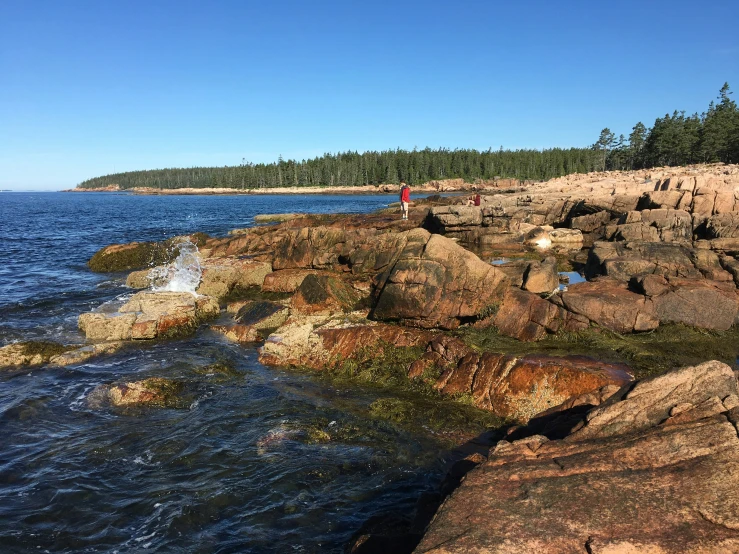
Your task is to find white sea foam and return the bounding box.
[150,241,202,294]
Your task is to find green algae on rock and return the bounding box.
[89,377,186,408]
[457,323,739,380]
[0,341,76,369]
[88,234,209,273]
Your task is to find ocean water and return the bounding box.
[0,192,449,553]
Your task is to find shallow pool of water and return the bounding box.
[558,271,586,290]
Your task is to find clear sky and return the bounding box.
[1,0,738,190]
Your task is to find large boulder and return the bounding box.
[414,361,739,553]
[370,229,509,329]
[209,223,413,276]
[705,212,739,238]
[692,186,739,215]
[521,257,559,294]
[424,206,483,233]
[491,257,559,294]
[271,226,356,270]
[652,277,739,330]
[610,209,693,243]
[570,210,613,237]
[608,221,661,242]
[720,254,739,286]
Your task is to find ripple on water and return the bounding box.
[0,194,449,552]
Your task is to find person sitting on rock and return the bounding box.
[466,193,481,206]
[399,182,410,220]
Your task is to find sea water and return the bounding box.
[0,192,448,553]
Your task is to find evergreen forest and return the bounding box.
[78,83,739,190]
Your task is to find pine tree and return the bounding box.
[594,128,616,171]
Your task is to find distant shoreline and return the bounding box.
[64,178,517,196]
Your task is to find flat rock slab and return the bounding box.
[559,278,659,333]
[414,361,739,553]
[78,291,219,341]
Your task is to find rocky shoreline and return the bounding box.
[6,162,739,552]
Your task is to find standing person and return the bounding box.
[399,181,410,220]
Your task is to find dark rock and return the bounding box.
[234,300,288,329]
[291,274,361,315]
[0,341,75,369]
[88,234,208,273]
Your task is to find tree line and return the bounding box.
[78,148,605,190]
[596,83,739,171]
[78,83,739,190]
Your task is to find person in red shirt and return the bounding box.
[399,182,410,220]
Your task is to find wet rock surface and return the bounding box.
[88,233,208,273]
[0,341,75,369]
[412,334,632,422]
[78,291,219,341]
[233,300,289,329]
[258,314,432,370]
[89,377,185,408]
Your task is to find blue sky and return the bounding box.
[1,0,738,190]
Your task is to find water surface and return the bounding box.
[0,192,450,553]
